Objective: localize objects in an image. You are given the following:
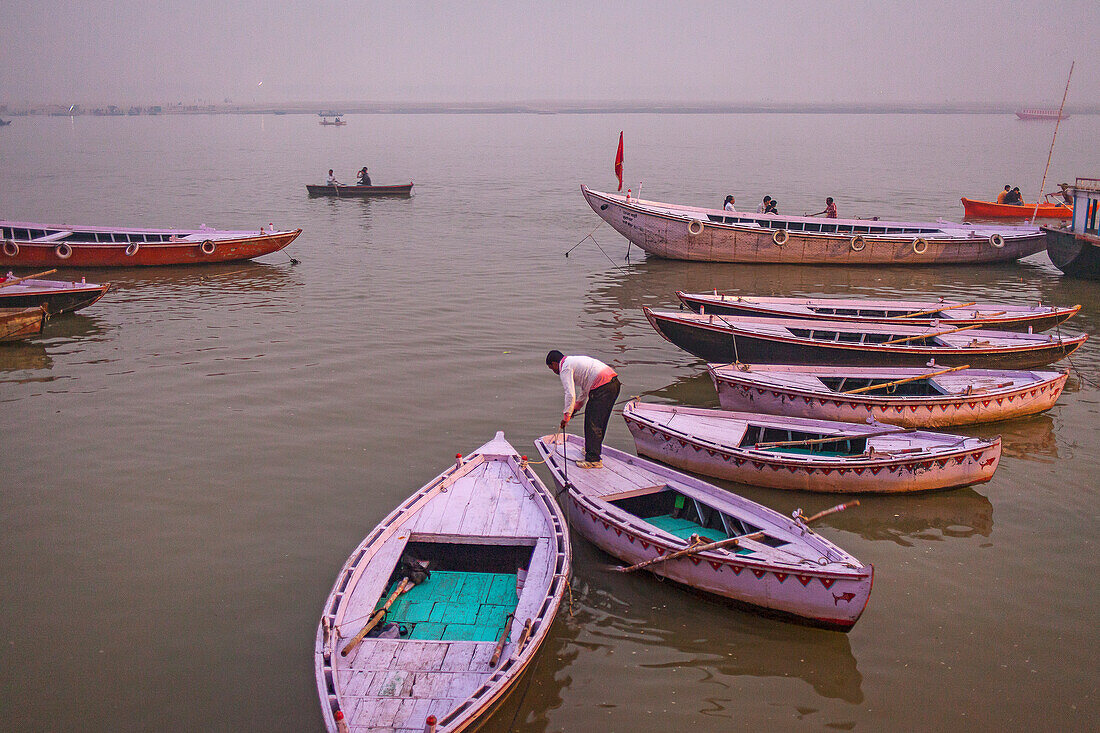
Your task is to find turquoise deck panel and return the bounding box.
[377,570,518,642]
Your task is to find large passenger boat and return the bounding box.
[581,186,1046,264]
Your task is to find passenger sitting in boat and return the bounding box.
[757,195,772,214]
[765,198,778,214]
[723,195,736,212]
[357,167,371,186]
[812,197,837,218]
[326,169,340,186]
[996,185,1011,204]
[1004,187,1024,205]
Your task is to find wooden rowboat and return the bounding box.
[582,186,1046,264]
[314,432,570,733]
[676,292,1079,331]
[961,198,1072,220]
[0,273,110,314]
[708,363,1068,428]
[0,219,300,267]
[306,183,414,197]
[0,306,48,342]
[644,309,1087,369]
[534,434,872,630]
[622,401,1001,494]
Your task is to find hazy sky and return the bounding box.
[1,1,1096,105]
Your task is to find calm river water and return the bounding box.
[1,113,1098,731]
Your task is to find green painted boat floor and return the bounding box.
[646,514,753,554]
[378,570,518,641]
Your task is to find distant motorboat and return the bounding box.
[1016,109,1070,121]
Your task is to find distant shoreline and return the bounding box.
[4,101,1098,117]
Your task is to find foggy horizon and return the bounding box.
[2,1,1097,108]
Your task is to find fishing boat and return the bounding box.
[314,432,570,733]
[643,309,1087,369]
[676,292,1079,332]
[320,117,347,126]
[581,186,1046,264]
[622,401,1001,494]
[0,306,48,342]
[961,197,1072,220]
[1042,177,1100,279]
[1016,109,1070,121]
[0,219,300,267]
[306,182,414,197]
[0,271,110,314]
[534,433,871,630]
[708,363,1068,428]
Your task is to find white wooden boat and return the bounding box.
[709,364,1069,427]
[676,292,1079,332]
[623,401,1001,493]
[582,186,1046,264]
[314,432,571,732]
[534,434,872,630]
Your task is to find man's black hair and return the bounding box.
[546,350,564,367]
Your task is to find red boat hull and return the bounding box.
[961,198,1071,220]
[0,230,301,267]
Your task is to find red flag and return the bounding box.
[614,131,624,191]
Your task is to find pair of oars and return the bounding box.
[615,501,860,574]
[340,577,413,657]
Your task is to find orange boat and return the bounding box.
[961,197,1072,220]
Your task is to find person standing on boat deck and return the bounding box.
[357,167,371,186]
[546,351,620,469]
[723,195,736,212]
[757,195,772,214]
[327,169,340,186]
[996,185,1011,204]
[812,197,838,218]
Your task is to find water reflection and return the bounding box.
[67,260,301,294]
[993,414,1060,462]
[820,488,993,546]
[0,343,51,376]
[560,552,863,705]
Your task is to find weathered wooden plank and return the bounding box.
[440,642,477,672]
[391,641,449,671]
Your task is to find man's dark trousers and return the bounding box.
[583,377,621,462]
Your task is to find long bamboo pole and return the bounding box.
[880,323,985,346]
[0,269,57,289]
[341,577,411,657]
[753,426,910,450]
[892,301,977,319]
[841,364,970,395]
[616,501,860,573]
[1031,61,1074,225]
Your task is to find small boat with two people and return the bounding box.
[581,186,1047,264]
[643,309,1087,369]
[708,363,1069,428]
[675,292,1079,332]
[0,269,110,314]
[306,182,414,197]
[0,219,300,267]
[315,432,570,733]
[534,433,872,630]
[1042,177,1100,280]
[961,197,1072,220]
[621,401,1002,494]
[319,111,347,126]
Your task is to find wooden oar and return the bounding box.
[841,364,970,394]
[754,427,911,450]
[880,323,985,346]
[513,618,533,655]
[616,501,860,573]
[892,301,977,319]
[489,613,515,667]
[0,269,57,289]
[341,577,411,657]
